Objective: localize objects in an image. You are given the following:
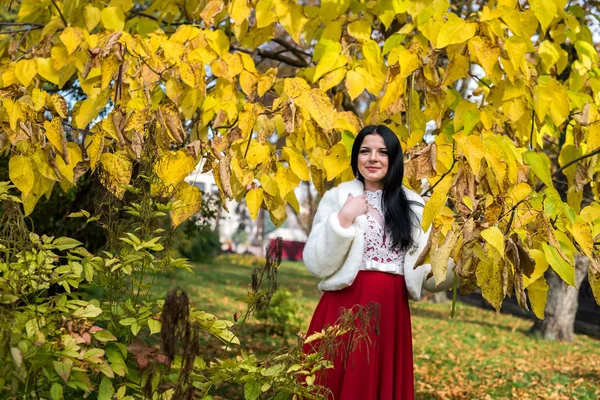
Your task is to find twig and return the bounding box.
[271,37,311,63]
[469,72,492,89]
[529,109,535,150]
[231,43,309,68]
[0,22,44,27]
[0,27,43,34]
[421,142,456,197]
[50,0,68,27]
[550,147,600,180]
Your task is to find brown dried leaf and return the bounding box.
[218,155,233,198]
[282,99,296,134]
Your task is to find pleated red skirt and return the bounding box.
[303,271,414,400]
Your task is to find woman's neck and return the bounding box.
[363,180,383,192]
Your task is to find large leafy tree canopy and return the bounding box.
[1,0,599,313]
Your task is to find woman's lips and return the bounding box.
[366,167,379,171]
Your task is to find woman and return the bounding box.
[302,125,455,399]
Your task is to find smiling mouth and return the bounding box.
[366,167,379,171]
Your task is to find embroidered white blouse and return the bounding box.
[360,190,406,275]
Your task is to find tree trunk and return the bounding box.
[529,254,589,342]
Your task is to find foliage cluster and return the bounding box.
[255,289,304,336]
[1,0,599,318]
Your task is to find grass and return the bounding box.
[153,254,600,400]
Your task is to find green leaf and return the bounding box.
[73,304,102,318]
[98,376,115,400]
[523,151,553,188]
[94,330,118,342]
[244,381,262,400]
[53,237,83,250]
[542,243,576,287]
[53,359,72,382]
[51,383,63,400]
[148,319,162,335]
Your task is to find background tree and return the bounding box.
[0,0,599,374]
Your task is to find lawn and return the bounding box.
[153,254,600,400]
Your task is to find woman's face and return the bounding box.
[357,134,389,190]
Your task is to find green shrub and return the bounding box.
[256,290,303,337]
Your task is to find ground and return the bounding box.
[153,254,600,400]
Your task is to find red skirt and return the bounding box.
[303,271,414,400]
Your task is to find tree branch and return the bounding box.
[551,147,600,179]
[0,26,43,34]
[50,0,68,27]
[271,37,311,64]
[231,43,309,68]
[421,142,456,197]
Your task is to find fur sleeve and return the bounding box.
[302,189,356,278]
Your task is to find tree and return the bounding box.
[1,0,599,388]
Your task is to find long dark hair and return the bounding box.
[350,125,420,251]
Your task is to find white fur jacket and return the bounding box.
[302,179,455,300]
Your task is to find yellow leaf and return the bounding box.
[84,5,101,31]
[231,157,254,186]
[421,174,453,232]
[508,183,532,204]
[200,0,225,26]
[56,143,83,183]
[282,147,310,181]
[260,174,279,197]
[431,230,458,286]
[59,27,83,55]
[347,19,371,42]
[457,134,485,176]
[44,118,68,159]
[274,166,300,198]
[36,58,59,85]
[246,188,264,220]
[542,243,576,287]
[239,70,259,96]
[154,150,197,189]
[23,173,54,216]
[476,256,504,310]
[589,269,600,305]
[9,155,35,196]
[320,0,350,23]
[468,36,499,76]
[273,0,309,43]
[256,0,276,28]
[588,122,600,151]
[101,55,120,90]
[75,93,109,129]
[246,140,271,169]
[345,69,365,100]
[319,68,346,92]
[87,133,104,171]
[523,249,549,288]
[283,77,311,99]
[527,276,548,319]
[32,148,61,181]
[571,220,595,260]
[296,89,335,132]
[323,143,349,181]
[101,6,126,31]
[98,152,132,199]
[442,53,469,85]
[313,44,346,81]
[481,226,505,255]
[15,59,37,87]
[31,88,46,111]
[361,40,386,95]
[529,0,557,33]
[228,0,250,25]
[435,13,477,49]
[257,68,277,97]
[504,36,528,72]
[171,182,203,228]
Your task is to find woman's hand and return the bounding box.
[338,194,368,228]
